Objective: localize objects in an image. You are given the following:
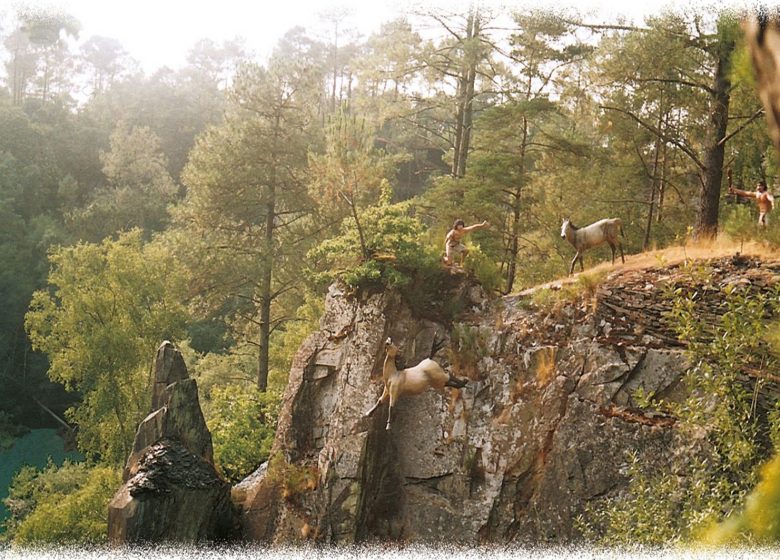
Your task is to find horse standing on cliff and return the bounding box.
[561,217,625,276]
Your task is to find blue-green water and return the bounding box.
[0,428,83,531]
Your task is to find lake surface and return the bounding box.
[0,428,82,531]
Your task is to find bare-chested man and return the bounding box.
[729,180,775,227]
[444,219,489,267]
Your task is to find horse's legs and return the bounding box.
[569,252,580,276]
[366,386,389,417]
[386,388,401,430]
[609,242,616,265]
[619,242,625,263]
[579,253,585,272]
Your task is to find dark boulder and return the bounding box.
[108,341,239,544]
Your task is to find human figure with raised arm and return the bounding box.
[443,218,489,268]
[729,176,775,227]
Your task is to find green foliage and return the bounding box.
[702,452,780,545]
[460,243,503,293]
[308,111,396,222]
[184,295,321,484]
[577,451,682,546]
[2,461,120,545]
[175,56,316,390]
[722,202,770,248]
[580,280,780,545]
[206,384,280,483]
[529,271,606,311]
[67,121,179,240]
[268,292,324,376]
[309,196,445,292]
[25,230,188,464]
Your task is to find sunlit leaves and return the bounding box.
[25,231,188,463]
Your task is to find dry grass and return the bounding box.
[518,236,779,297]
[531,347,557,388]
[590,236,777,275]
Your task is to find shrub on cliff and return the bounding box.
[308,195,445,292]
[579,277,780,545]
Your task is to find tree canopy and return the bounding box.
[2,3,780,546]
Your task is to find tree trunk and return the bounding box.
[257,110,282,392]
[257,185,275,392]
[42,54,50,102]
[456,57,477,178]
[331,21,339,113]
[12,48,25,105]
[452,10,479,178]
[657,128,669,224]
[694,33,734,239]
[504,115,528,295]
[505,191,521,294]
[452,77,465,176]
[345,193,369,260]
[643,111,664,250]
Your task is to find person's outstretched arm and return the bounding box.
[729,186,756,199]
[462,221,489,233]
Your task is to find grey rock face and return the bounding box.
[108,341,238,544]
[109,440,235,543]
[239,259,780,545]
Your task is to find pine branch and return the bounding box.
[600,104,704,170]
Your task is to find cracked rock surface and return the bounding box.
[108,341,238,544]
[239,257,780,545]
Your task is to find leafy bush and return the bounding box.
[577,451,683,546]
[579,279,780,545]
[700,314,780,546]
[206,384,280,483]
[25,230,189,464]
[308,198,447,294]
[461,245,503,293]
[2,461,120,545]
[722,202,758,246]
[723,199,780,249]
[702,451,780,545]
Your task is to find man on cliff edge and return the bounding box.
[443,218,489,268]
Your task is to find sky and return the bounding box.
[7,0,749,73]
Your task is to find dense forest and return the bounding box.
[2,2,780,546]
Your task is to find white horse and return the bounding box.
[561,217,625,275]
[365,338,467,430]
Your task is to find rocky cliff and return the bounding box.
[238,255,780,545]
[108,341,239,544]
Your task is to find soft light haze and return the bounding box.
[10,0,729,73]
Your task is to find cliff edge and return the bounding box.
[237,255,780,545]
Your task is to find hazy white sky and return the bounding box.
[11,0,744,73]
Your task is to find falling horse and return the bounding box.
[365,338,467,430]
